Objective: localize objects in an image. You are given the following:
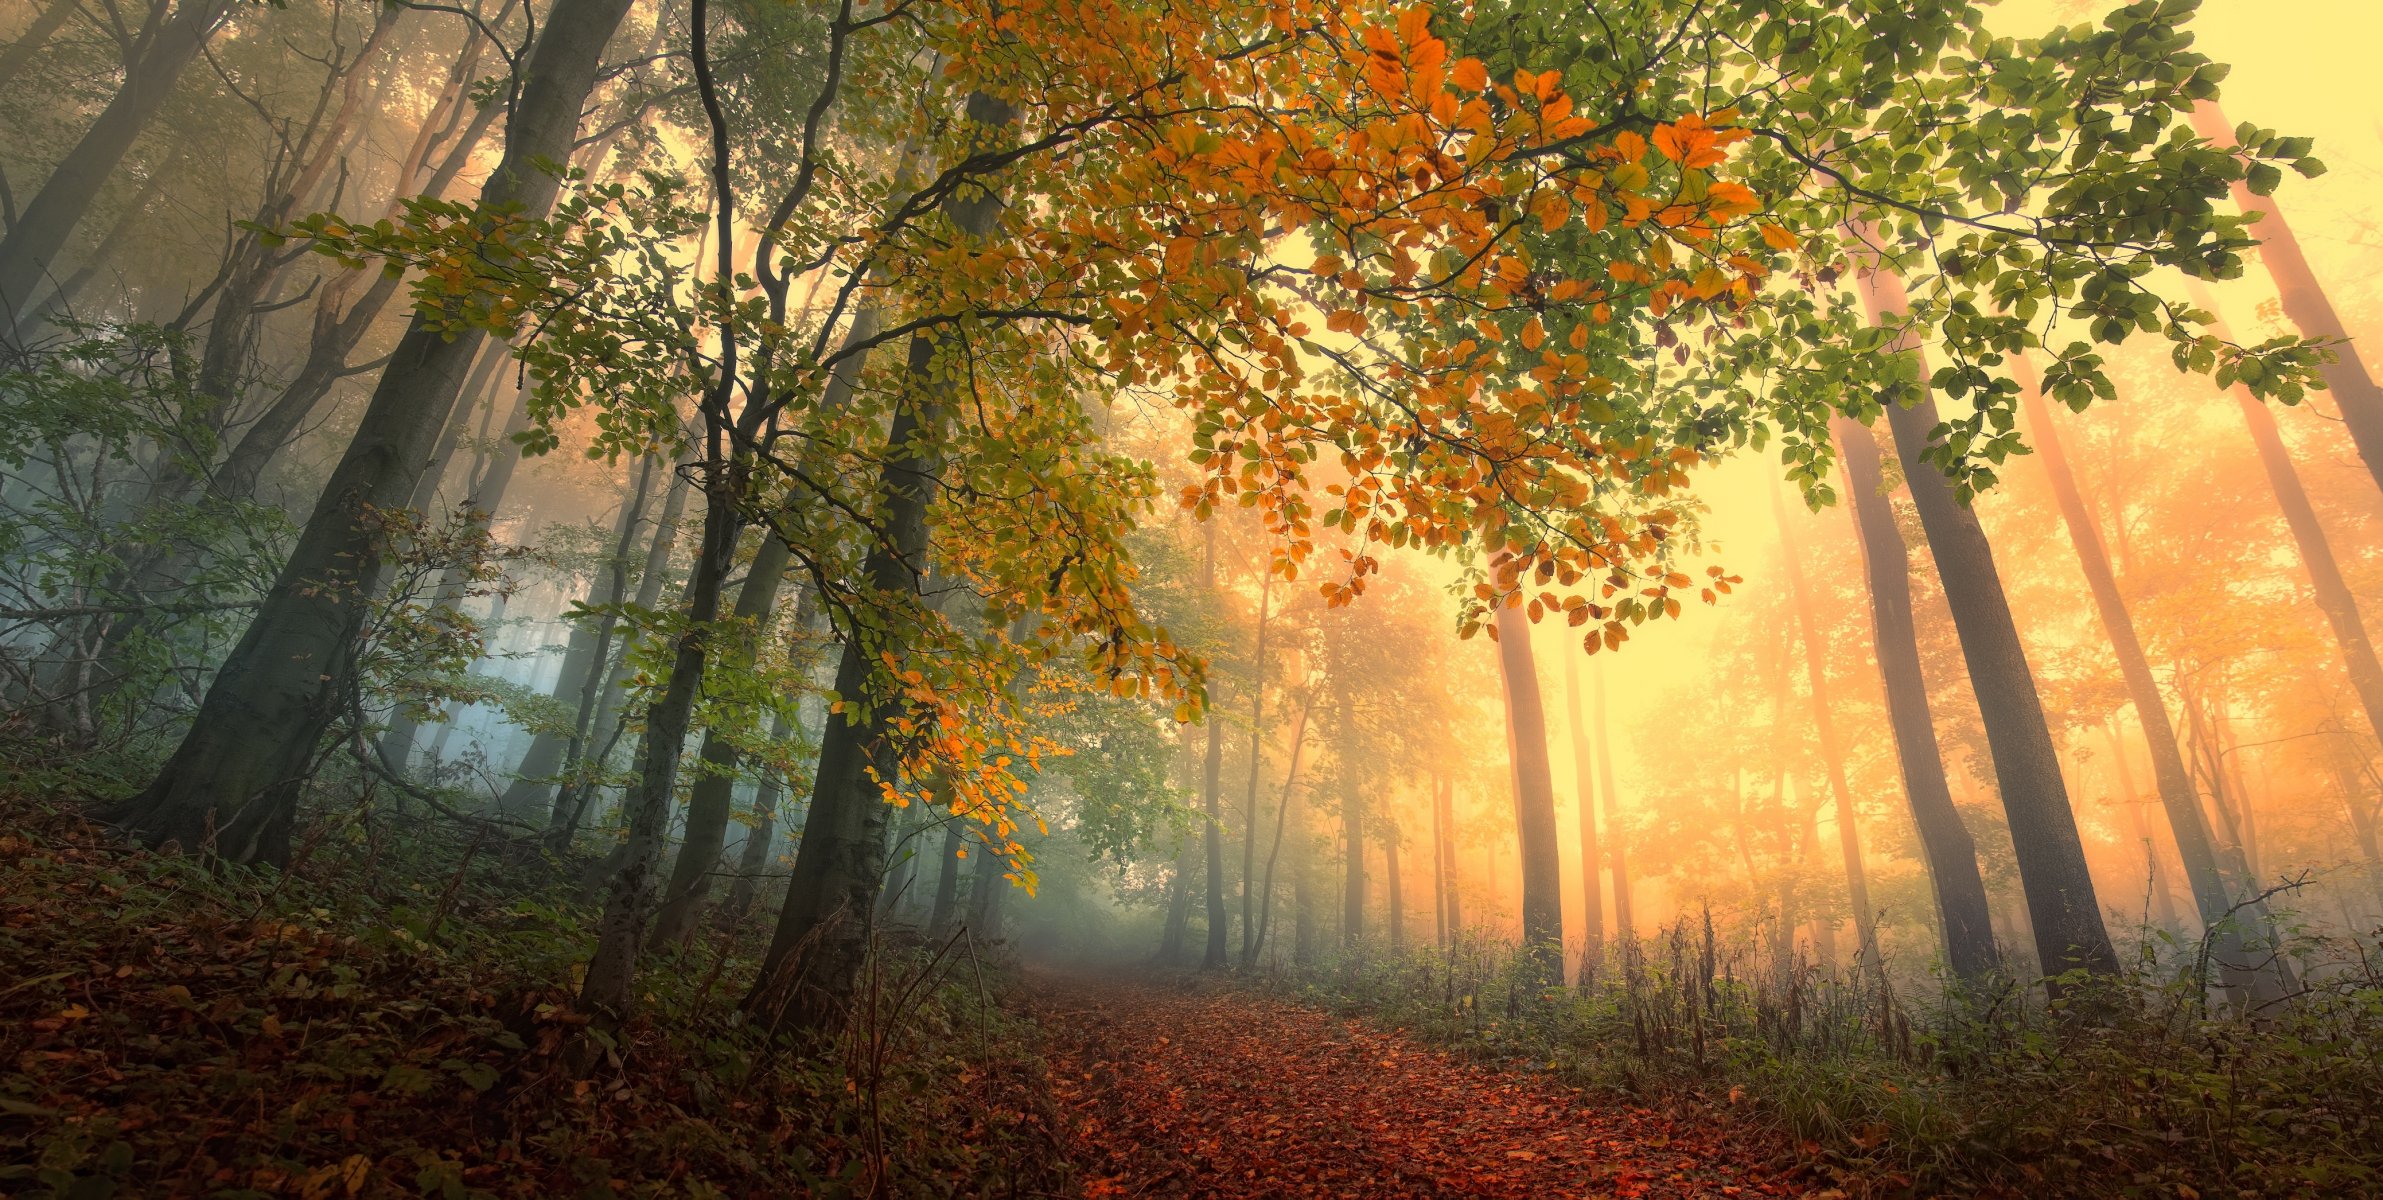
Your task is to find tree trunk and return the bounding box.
[927,806,967,941]
[1832,414,2001,979]
[578,475,742,1020]
[2016,369,2292,997]
[2192,101,2383,498]
[1385,821,1403,952]
[1491,593,1563,984]
[715,709,795,929]
[1334,645,1365,946]
[111,0,635,864]
[1440,777,1464,938]
[2198,295,2383,752]
[1858,268,2120,986]
[646,536,797,946]
[0,0,80,96]
[0,0,234,332]
[1562,654,1604,978]
[1237,574,1272,965]
[745,93,1016,1036]
[1591,664,1629,943]
[1770,477,1883,981]
[2103,723,2189,938]
[1248,701,1307,968]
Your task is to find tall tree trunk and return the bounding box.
[2016,368,2292,998]
[2197,296,2383,751]
[1385,820,1403,952]
[1431,775,1451,947]
[646,535,798,945]
[1158,834,1192,963]
[1832,414,2000,979]
[579,472,743,1020]
[1562,654,1604,977]
[745,93,1015,1036]
[1334,638,1366,946]
[2192,102,2383,497]
[0,0,80,96]
[111,0,635,864]
[0,0,234,332]
[926,781,967,941]
[2103,723,2189,938]
[1442,777,1465,937]
[716,709,795,929]
[1770,478,1883,980]
[1248,702,1307,968]
[1858,268,2120,986]
[554,459,693,838]
[1200,527,1232,969]
[1237,574,1273,965]
[1490,593,1563,984]
[1591,664,1630,943]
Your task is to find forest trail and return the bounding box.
[1033,969,1812,1199]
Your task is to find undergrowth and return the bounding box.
[0,789,1070,1199]
[1266,917,2383,1198]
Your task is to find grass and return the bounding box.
[1261,913,2383,1198]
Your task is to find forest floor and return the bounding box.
[1034,968,1817,1199]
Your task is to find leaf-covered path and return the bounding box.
[1035,970,1813,1198]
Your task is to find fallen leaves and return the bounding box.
[1034,970,1807,1198]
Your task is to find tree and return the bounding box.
[1561,652,1602,976]
[110,0,636,864]
[1490,581,1563,985]
[2017,363,2287,1000]
[1829,415,1999,981]
[1769,477,1881,981]
[1859,264,2121,986]
[0,0,235,334]
[2189,103,2382,496]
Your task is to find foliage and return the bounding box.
[1273,919,2383,1197]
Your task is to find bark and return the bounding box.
[1431,774,1451,947]
[1833,414,2000,979]
[716,709,795,929]
[1384,822,1403,952]
[2193,102,2383,497]
[1201,526,1231,969]
[2104,723,2189,937]
[1247,701,1307,968]
[745,93,1017,1036]
[578,478,742,1021]
[1769,478,1882,982]
[113,0,635,864]
[1237,574,1273,965]
[1562,653,1604,976]
[0,0,234,332]
[2017,369,2293,998]
[553,458,692,838]
[0,0,79,95]
[2199,297,2383,753]
[1591,664,1629,942]
[1490,594,1563,984]
[926,803,966,941]
[646,533,797,946]
[1335,646,1365,946]
[1859,268,2120,985]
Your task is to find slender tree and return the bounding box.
[1561,653,1603,977]
[1830,415,1999,979]
[1859,266,2120,985]
[2191,102,2383,497]
[0,0,236,332]
[1591,664,1630,942]
[111,0,637,864]
[2017,363,2289,999]
[1490,592,1563,984]
[1769,478,1880,979]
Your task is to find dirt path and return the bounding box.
[1032,969,1812,1198]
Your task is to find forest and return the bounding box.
[4,0,2382,1194]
